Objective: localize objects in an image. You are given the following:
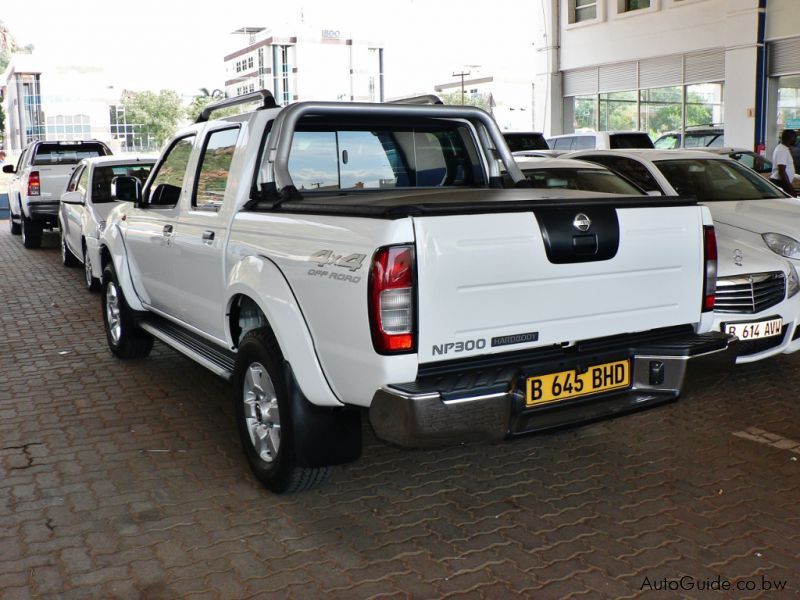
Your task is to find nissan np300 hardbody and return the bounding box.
[99,91,736,493]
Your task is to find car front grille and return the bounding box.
[714,271,786,314]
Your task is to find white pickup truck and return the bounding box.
[3,140,112,248]
[99,91,736,493]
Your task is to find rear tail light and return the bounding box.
[369,245,416,354]
[28,171,40,196]
[703,225,717,312]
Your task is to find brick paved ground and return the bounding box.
[0,224,799,599]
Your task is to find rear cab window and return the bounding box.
[504,133,549,152]
[609,134,654,150]
[283,119,485,192]
[31,142,110,166]
[581,155,662,193]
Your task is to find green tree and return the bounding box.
[439,91,492,111]
[121,90,184,147]
[186,88,229,122]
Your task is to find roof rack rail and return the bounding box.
[387,94,444,105]
[195,90,279,123]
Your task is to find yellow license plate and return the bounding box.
[525,359,630,407]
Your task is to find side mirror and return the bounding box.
[2,164,15,174]
[61,191,85,205]
[111,175,142,204]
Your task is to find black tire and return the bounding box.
[83,245,101,292]
[101,264,153,359]
[21,215,42,249]
[61,228,80,267]
[233,327,331,494]
[9,212,21,235]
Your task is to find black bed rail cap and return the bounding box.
[195,89,279,123]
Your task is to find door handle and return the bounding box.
[163,224,173,235]
[202,230,215,242]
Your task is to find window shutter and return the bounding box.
[684,49,724,84]
[563,67,598,97]
[639,55,683,89]
[598,61,638,93]
[769,37,800,77]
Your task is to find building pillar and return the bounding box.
[724,45,759,149]
[533,0,562,136]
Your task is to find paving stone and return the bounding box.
[1,226,799,597]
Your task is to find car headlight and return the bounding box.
[789,263,800,298]
[762,232,800,259]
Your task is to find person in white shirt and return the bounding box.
[771,129,798,196]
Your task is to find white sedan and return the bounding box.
[59,156,155,291]
[552,149,800,363]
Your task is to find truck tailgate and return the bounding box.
[414,206,705,363]
[35,165,79,201]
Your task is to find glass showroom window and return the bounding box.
[599,91,637,131]
[686,83,723,127]
[623,0,650,10]
[574,0,597,22]
[777,75,800,133]
[639,86,681,139]
[574,95,598,130]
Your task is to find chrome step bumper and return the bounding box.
[369,331,737,448]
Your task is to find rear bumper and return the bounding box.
[25,200,60,225]
[369,330,737,448]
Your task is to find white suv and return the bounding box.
[546,131,654,153]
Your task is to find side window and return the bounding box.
[553,137,574,151]
[16,150,28,172]
[76,167,90,195]
[193,127,240,210]
[607,157,661,192]
[147,136,196,207]
[575,136,595,150]
[654,135,678,150]
[66,166,84,192]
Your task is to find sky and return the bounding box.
[1,0,540,99]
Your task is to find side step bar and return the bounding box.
[139,318,236,380]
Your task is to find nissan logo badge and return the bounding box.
[573,213,591,232]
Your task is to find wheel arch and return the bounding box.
[97,228,146,312]
[226,256,342,407]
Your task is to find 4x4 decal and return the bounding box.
[309,250,366,272]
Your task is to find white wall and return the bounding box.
[560,0,758,71]
[766,0,797,40]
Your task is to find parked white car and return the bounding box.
[59,156,155,291]
[513,156,645,195]
[566,148,800,362]
[3,140,112,248]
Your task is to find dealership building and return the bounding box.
[534,0,800,152]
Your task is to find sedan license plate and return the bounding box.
[724,318,782,340]
[525,359,630,407]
